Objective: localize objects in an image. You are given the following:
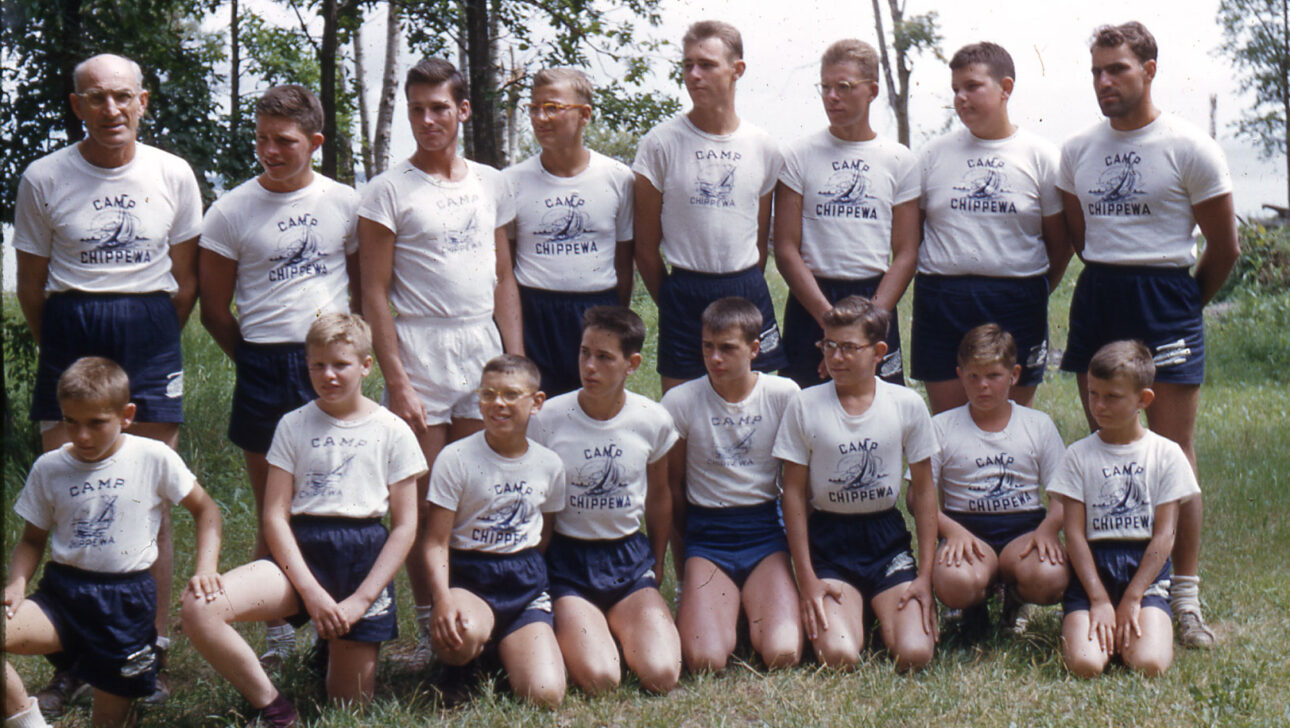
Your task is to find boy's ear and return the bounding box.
[1139,387,1155,409]
[748,336,761,358]
[531,390,546,411]
[628,351,643,374]
[121,402,137,429]
[1011,364,1022,384]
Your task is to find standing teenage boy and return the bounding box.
[634,20,787,394]
[12,53,203,709]
[1057,22,1239,647]
[775,39,918,388]
[505,68,634,396]
[914,42,1069,413]
[199,84,361,663]
[358,58,521,662]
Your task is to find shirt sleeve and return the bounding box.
[1045,446,1086,503]
[264,411,298,474]
[1056,141,1077,195]
[1155,439,1201,505]
[778,141,805,195]
[1035,414,1069,489]
[892,147,922,205]
[12,465,54,532]
[614,163,635,242]
[771,395,810,466]
[1036,140,1065,216]
[900,394,939,465]
[649,406,681,464]
[660,388,689,440]
[357,175,399,232]
[541,458,567,514]
[759,136,784,197]
[491,167,517,228]
[168,160,204,244]
[385,416,430,484]
[157,446,198,506]
[631,128,666,190]
[198,202,239,259]
[12,174,54,257]
[1181,131,1233,205]
[341,186,361,256]
[426,447,463,510]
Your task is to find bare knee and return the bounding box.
[570,661,620,696]
[180,596,223,636]
[1063,650,1106,679]
[511,673,565,710]
[891,636,934,673]
[1012,563,1069,605]
[933,563,989,609]
[632,654,680,694]
[814,642,860,670]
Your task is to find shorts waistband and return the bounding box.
[449,546,542,562]
[814,274,884,287]
[687,500,778,518]
[519,284,617,299]
[238,340,306,354]
[550,530,642,547]
[394,312,493,327]
[45,561,151,582]
[915,273,1047,284]
[1082,261,1192,277]
[1089,538,1150,552]
[48,290,170,301]
[809,507,900,524]
[669,265,759,281]
[290,515,383,527]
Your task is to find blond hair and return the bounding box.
[533,67,593,105]
[1088,340,1155,391]
[57,357,131,410]
[957,323,1017,369]
[305,313,373,357]
[683,20,743,60]
[821,39,879,81]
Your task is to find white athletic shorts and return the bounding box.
[391,313,502,425]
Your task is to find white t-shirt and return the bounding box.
[427,431,566,553]
[918,127,1062,277]
[266,401,428,519]
[1058,114,1232,268]
[773,380,938,514]
[660,373,800,508]
[504,151,633,292]
[14,434,195,574]
[200,175,359,344]
[1047,430,1200,541]
[357,159,516,319]
[931,403,1066,515]
[779,129,920,280]
[12,144,203,294]
[632,115,782,273]
[530,390,679,540]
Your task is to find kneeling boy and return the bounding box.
[661,297,803,673]
[1049,341,1197,677]
[774,296,938,671]
[931,324,1069,636]
[183,314,425,724]
[423,355,567,708]
[6,357,222,728]
[530,306,682,694]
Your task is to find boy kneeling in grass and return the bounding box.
[183,313,425,725]
[931,324,1069,638]
[774,295,938,671]
[423,355,567,708]
[1050,340,1196,677]
[6,357,222,728]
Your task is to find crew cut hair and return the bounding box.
[306,313,373,357]
[821,39,880,81]
[949,42,1016,83]
[1090,21,1158,63]
[582,306,646,356]
[1088,340,1156,391]
[482,354,542,390]
[257,84,324,135]
[57,356,131,410]
[822,295,889,346]
[957,323,1017,369]
[533,67,594,106]
[683,20,743,60]
[406,57,468,102]
[701,297,762,343]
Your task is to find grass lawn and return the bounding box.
[4,259,1289,726]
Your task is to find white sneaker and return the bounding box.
[258,635,297,670]
[409,625,437,671]
[1177,610,1216,648]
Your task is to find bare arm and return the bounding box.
[424,504,466,649]
[633,174,666,301]
[773,182,831,322]
[782,460,837,640]
[262,465,344,636]
[342,477,417,609]
[493,226,523,355]
[1121,500,1177,607]
[1063,499,1108,604]
[900,459,939,634]
[15,251,50,343]
[197,248,242,359]
[755,192,773,271]
[1042,211,1074,294]
[644,457,671,579]
[346,251,363,316]
[1192,193,1240,304]
[178,482,223,598]
[873,199,920,313]
[3,523,49,617]
[1060,191,1086,259]
[614,239,635,306]
[169,237,199,326]
[359,217,426,435]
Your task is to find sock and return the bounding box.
[6,697,49,728]
[256,692,297,726]
[155,634,171,652]
[1171,574,1202,614]
[264,623,295,656]
[414,604,434,636]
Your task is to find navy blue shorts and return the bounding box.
[520,285,618,397]
[944,509,1047,557]
[32,292,183,422]
[229,341,315,453]
[910,274,1049,386]
[657,266,788,380]
[809,508,918,600]
[1063,540,1171,617]
[267,516,398,642]
[1061,263,1205,385]
[782,275,904,387]
[29,563,159,699]
[546,531,657,612]
[684,500,788,588]
[450,548,553,639]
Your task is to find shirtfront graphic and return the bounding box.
[711,418,758,467]
[969,452,1035,512]
[1092,461,1151,530]
[475,487,535,546]
[692,151,739,206]
[269,223,329,282]
[302,454,355,498]
[1088,152,1151,216]
[81,198,152,264]
[570,445,630,509]
[817,161,877,219]
[71,494,118,547]
[828,439,893,505]
[535,203,599,255]
[951,157,1018,213]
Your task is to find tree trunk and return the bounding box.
[230,0,241,145]
[354,20,373,180]
[457,24,473,159]
[373,0,401,175]
[886,0,911,147]
[869,0,908,147]
[1283,0,1289,207]
[464,0,499,166]
[337,60,355,185]
[59,0,84,141]
[320,0,339,177]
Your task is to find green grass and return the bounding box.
[4,263,1290,726]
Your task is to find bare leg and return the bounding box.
[1121,606,1174,676]
[430,588,494,666]
[127,421,180,640]
[553,596,620,695]
[924,379,968,415]
[676,558,740,672]
[326,640,379,704]
[408,424,449,608]
[89,689,132,728]
[243,451,272,559]
[872,583,936,671]
[1075,373,1096,433]
[1000,536,1068,605]
[932,540,998,609]
[608,588,681,693]
[1009,384,1038,408]
[498,622,566,709]
[807,579,865,669]
[5,600,64,716]
[1061,611,1110,678]
[1145,382,1201,576]
[741,553,802,669]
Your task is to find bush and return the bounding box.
[2,301,39,487]
[1214,222,1290,301]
